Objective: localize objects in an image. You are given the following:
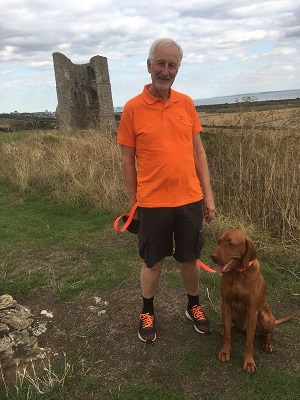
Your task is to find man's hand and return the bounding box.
[203,199,215,224]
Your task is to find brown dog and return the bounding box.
[210,229,297,373]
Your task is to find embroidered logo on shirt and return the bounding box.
[179,115,187,122]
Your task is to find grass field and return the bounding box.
[0,183,299,399]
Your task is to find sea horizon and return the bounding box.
[193,88,300,106]
[114,88,300,112]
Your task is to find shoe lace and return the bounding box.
[140,313,154,329]
[191,305,206,321]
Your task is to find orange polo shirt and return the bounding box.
[117,84,203,207]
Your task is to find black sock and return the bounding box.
[187,293,199,310]
[142,296,154,314]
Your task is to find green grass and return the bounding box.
[56,248,137,300]
[0,186,109,250]
[0,183,299,399]
[109,383,187,399]
[0,183,137,299]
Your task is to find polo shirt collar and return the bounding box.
[142,84,179,106]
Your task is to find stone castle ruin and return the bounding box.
[52,52,116,132]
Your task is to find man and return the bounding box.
[117,38,215,342]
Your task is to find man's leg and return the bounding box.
[138,259,164,343]
[138,206,173,342]
[141,260,164,298]
[181,260,212,334]
[180,260,199,296]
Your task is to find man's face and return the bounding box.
[147,44,180,92]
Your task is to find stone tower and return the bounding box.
[52,52,116,132]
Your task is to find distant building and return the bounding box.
[52,52,116,132]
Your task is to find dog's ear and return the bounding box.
[243,237,257,269]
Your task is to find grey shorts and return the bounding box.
[138,200,204,268]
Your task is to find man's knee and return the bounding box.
[180,260,198,269]
[145,259,164,271]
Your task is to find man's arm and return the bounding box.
[120,144,138,210]
[193,133,215,224]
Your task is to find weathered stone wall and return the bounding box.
[52,52,116,132]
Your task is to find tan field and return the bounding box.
[198,107,300,130]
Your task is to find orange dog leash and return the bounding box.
[113,202,138,233]
[197,259,218,274]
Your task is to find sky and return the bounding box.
[1,0,300,113]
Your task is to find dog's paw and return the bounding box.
[243,358,257,373]
[218,350,230,362]
[262,342,274,353]
[262,336,274,353]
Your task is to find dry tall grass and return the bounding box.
[0,354,71,398]
[204,105,300,244]
[0,130,127,214]
[0,105,299,244]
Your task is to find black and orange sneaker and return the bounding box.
[138,313,156,342]
[185,305,212,334]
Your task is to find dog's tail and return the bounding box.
[275,313,297,325]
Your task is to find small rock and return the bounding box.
[31,322,48,337]
[1,306,34,331]
[0,322,9,337]
[40,310,53,318]
[0,294,17,310]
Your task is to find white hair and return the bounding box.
[148,38,183,65]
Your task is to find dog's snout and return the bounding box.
[211,251,219,264]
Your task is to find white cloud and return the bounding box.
[0,0,299,112]
[222,29,269,43]
[265,47,297,56]
[29,61,53,68]
[0,45,16,61]
[185,54,206,64]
